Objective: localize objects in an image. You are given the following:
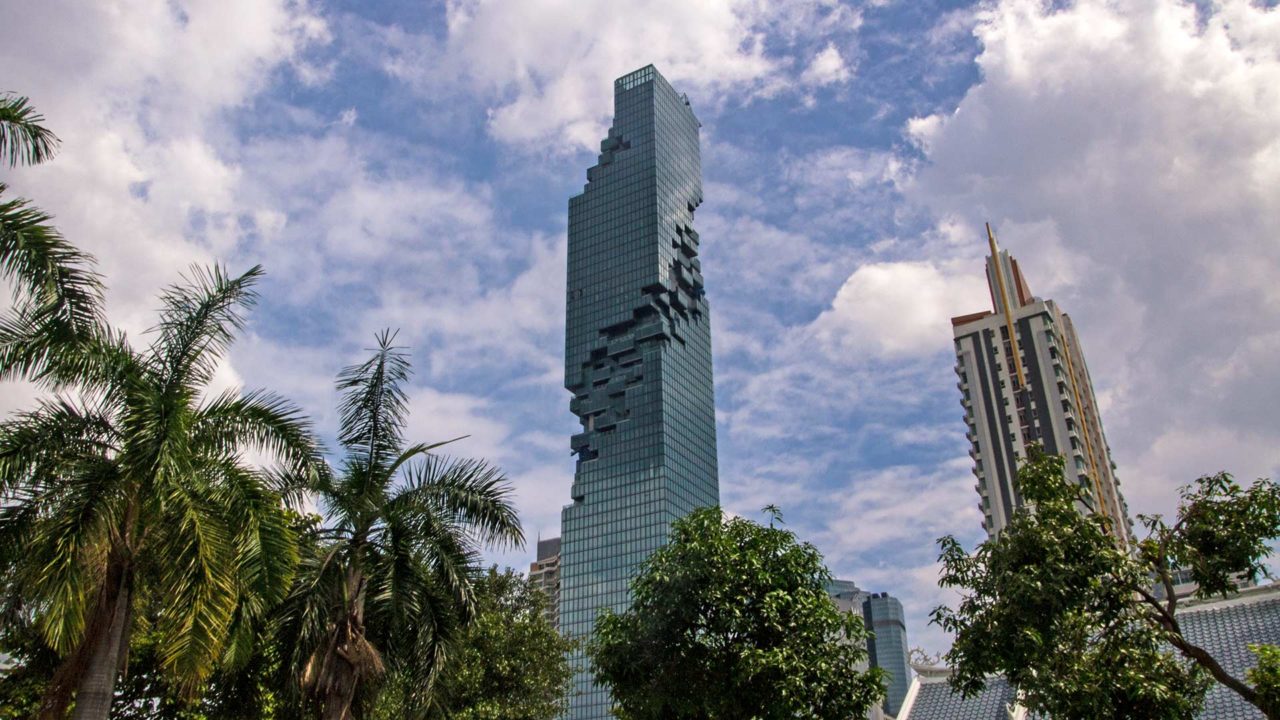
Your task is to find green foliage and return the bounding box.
[274,332,523,719]
[1249,644,1280,718]
[0,93,103,382]
[590,506,885,720]
[0,93,59,167]
[369,568,572,720]
[0,612,61,719]
[0,264,322,716]
[1142,472,1280,598]
[934,449,1280,720]
[427,567,573,720]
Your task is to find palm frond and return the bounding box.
[0,500,42,584]
[0,309,137,397]
[147,264,263,393]
[274,541,352,703]
[151,475,240,689]
[380,488,485,625]
[366,515,467,704]
[384,437,465,480]
[192,387,323,481]
[0,395,119,497]
[392,455,525,551]
[24,460,124,655]
[0,94,59,167]
[336,329,411,479]
[206,457,299,613]
[0,186,103,335]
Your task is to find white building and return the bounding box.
[951,225,1133,543]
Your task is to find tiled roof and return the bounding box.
[898,585,1280,720]
[902,676,1019,720]
[1178,589,1280,719]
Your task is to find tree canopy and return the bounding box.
[590,506,885,720]
[934,449,1280,719]
[273,332,523,720]
[374,567,573,720]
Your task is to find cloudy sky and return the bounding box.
[4,0,1278,654]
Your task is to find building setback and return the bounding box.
[951,225,1133,543]
[559,64,719,720]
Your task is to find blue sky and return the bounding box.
[4,0,1279,655]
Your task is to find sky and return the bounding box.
[3,0,1279,656]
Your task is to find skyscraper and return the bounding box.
[559,65,719,719]
[951,225,1133,543]
[828,580,912,717]
[863,592,911,717]
[529,537,561,630]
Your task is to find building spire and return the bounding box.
[987,223,1028,389]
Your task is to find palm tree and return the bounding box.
[277,331,523,720]
[0,265,323,719]
[0,92,104,382]
[1,92,59,167]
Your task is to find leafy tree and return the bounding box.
[934,449,1280,719]
[590,506,885,720]
[275,331,523,720]
[422,567,573,720]
[0,265,322,720]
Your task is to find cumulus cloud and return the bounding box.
[801,43,855,86]
[0,0,328,336]
[370,0,863,151]
[897,0,1280,514]
[810,260,988,358]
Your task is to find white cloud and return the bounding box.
[0,0,328,335]
[372,0,862,151]
[894,0,1280,520]
[810,260,988,358]
[801,43,854,86]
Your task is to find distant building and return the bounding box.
[1151,566,1256,602]
[828,580,912,717]
[529,537,561,630]
[897,583,1280,719]
[558,64,720,720]
[865,593,911,717]
[951,225,1133,543]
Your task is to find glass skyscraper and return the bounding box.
[559,64,719,719]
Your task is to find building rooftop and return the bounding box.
[899,583,1280,720]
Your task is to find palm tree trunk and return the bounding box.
[70,565,132,720]
[321,666,358,720]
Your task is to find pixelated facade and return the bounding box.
[559,64,719,719]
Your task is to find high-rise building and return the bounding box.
[951,225,1133,543]
[828,580,912,718]
[864,592,911,717]
[559,64,719,719]
[529,537,562,630]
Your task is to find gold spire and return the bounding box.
[987,223,1028,389]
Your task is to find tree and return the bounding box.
[275,331,523,720]
[421,567,573,720]
[0,265,322,720]
[0,92,104,381]
[590,506,885,720]
[0,514,320,720]
[934,449,1280,719]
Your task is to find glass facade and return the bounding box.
[863,592,911,717]
[559,64,719,719]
